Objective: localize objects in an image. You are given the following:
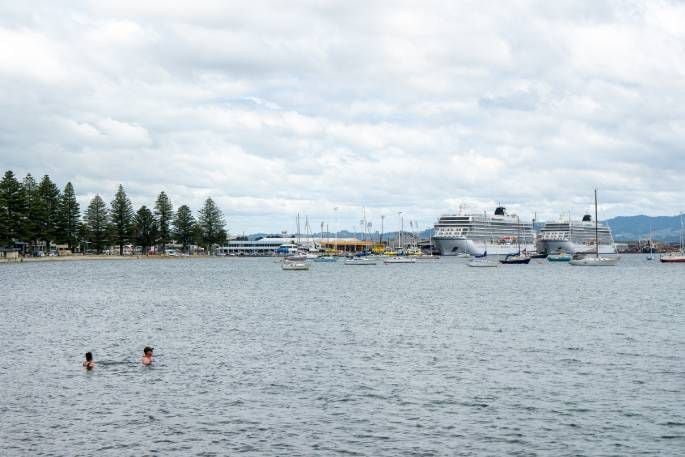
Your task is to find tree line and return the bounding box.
[0,170,227,255]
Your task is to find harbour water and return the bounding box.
[1,256,683,455]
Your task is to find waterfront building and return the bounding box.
[216,236,372,256]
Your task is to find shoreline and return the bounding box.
[0,255,216,264]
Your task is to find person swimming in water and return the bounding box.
[83,351,95,370]
[141,346,153,365]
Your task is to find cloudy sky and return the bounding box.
[1,0,684,234]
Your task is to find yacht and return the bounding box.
[568,190,620,266]
[433,206,535,256]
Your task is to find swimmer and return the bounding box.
[141,346,154,365]
[83,351,95,370]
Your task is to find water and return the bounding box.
[1,255,683,455]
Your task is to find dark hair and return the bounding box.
[143,346,153,355]
[85,352,93,362]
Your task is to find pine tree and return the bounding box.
[134,205,158,255]
[173,204,195,253]
[35,175,61,252]
[110,184,134,255]
[154,191,173,252]
[198,197,226,252]
[22,174,39,244]
[84,195,109,254]
[57,182,80,250]
[0,170,27,246]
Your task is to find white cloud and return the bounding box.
[0,0,684,233]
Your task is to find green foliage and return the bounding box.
[110,184,134,255]
[22,174,38,242]
[57,182,80,250]
[198,197,226,250]
[134,205,158,254]
[173,204,195,252]
[154,191,173,250]
[0,170,26,246]
[84,194,109,254]
[35,175,61,251]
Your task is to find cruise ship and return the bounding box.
[536,215,616,255]
[433,207,535,256]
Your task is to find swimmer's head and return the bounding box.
[85,352,93,362]
[143,346,153,356]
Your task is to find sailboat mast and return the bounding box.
[594,189,599,258]
[678,213,683,252]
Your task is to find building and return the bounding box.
[215,236,373,256]
[318,239,373,253]
[216,237,298,256]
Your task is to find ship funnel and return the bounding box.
[494,206,506,216]
[582,214,592,222]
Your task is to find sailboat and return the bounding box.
[646,226,655,260]
[569,190,619,266]
[660,213,685,263]
[500,216,531,264]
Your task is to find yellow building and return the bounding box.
[319,239,373,254]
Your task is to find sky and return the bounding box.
[1,0,684,234]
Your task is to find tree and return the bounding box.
[35,175,61,252]
[172,204,195,253]
[57,182,80,250]
[154,191,173,252]
[134,206,157,255]
[22,174,39,244]
[110,184,134,255]
[84,195,109,254]
[0,170,26,246]
[197,197,226,253]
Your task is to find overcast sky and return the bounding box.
[1,0,684,234]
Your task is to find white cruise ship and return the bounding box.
[433,207,535,256]
[536,215,616,255]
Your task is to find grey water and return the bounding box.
[1,255,683,456]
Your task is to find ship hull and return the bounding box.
[537,240,616,255]
[434,237,535,256]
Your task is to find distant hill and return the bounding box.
[605,214,683,242]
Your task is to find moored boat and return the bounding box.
[282,261,309,270]
[660,213,685,263]
[344,257,377,265]
[569,255,619,266]
[500,254,531,264]
[660,253,685,263]
[547,252,572,262]
[569,190,619,267]
[383,257,416,264]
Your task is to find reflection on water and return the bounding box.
[1,255,683,455]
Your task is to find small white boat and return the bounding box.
[569,190,619,267]
[569,256,619,266]
[660,252,685,263]
[383,257,416,264]
[282,261,309,270]
[468,258,499,267]
[660,213,685,263]
[344,257,377,265]
[456,253,471,258]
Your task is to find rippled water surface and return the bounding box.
[1,255,683,455]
